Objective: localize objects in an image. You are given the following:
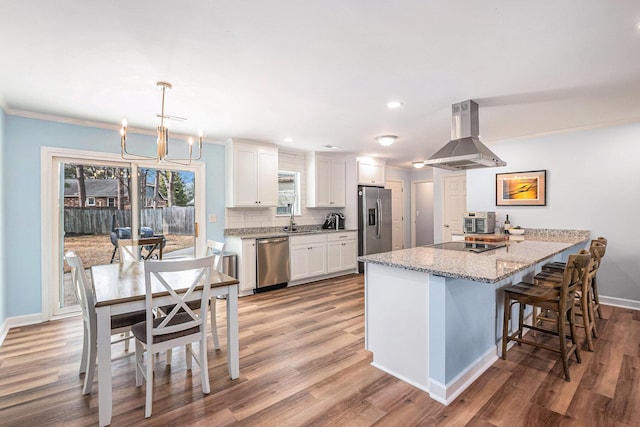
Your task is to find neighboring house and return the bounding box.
[64,179,123,208]
[64,179,166,208]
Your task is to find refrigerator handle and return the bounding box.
[376,198,382,238]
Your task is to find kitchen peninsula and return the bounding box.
[358,229,589,405]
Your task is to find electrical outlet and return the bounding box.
[208,214,217,223]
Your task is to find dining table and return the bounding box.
[91,260,240,427]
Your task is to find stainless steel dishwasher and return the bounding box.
[256,237,290,292]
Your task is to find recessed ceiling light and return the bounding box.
[386,100,403,109]
[283,137,294,143]
[412,161,425,169]
[324,144,341,149]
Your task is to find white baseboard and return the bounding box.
[370,362,430,394]
[428,347,498,405]
[600,296,640,311]
[0,313,43,346]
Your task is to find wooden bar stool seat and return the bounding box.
[502,252,592,381]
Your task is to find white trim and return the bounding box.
[371,362,430,394]
[0,313,44,346]
[41,146,207,321]
[599,296,640,311]
[428,346,498,405]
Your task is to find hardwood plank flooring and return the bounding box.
[0,274,638,426]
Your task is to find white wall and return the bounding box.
[466,121,640,301]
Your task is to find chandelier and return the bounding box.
[120,81,203,165]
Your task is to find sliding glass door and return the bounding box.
[46,148,204,317]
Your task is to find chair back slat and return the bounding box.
[143,256,214,340]
[65,252,96,327]
[118,237,164,263]
[206,240,226,272]
[561,252,592,307]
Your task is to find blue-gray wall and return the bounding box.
[467,121,640,302]
[0,108,6,325]
[4,115,225,318]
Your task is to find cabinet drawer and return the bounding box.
[289,234,327,245]
[327,231,356,242]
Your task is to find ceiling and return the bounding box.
[1,1,639,168]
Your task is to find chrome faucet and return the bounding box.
[288,194,296,231]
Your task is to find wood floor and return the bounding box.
[1,274,639,426]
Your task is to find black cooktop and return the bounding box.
[426,241,506,253]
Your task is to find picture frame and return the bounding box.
[496,170,546,206]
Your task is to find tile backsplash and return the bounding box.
[225,151,343,228]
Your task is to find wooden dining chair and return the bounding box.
[117,237,164,263]
[64,252,146,395]
[502,252,591,381]
[132,255,215,418]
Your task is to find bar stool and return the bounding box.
[533,245,604,351]
[542,237,607,319]
[502,252,592,381]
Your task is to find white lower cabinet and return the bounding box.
[327,232,357,273]
[290,234,327,281]
[225,237,256,294]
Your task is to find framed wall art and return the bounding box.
[496,170,546,206]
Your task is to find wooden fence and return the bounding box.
[64,207,195,235]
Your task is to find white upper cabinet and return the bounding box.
[306,152,346,208]
[357,158,386,186]
[226,139,278,207]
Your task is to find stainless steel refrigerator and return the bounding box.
[358,186,392,272]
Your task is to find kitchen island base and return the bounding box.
[362,233,588,405]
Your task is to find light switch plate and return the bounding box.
[208,214,217,223]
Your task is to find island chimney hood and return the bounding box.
[424,100,506,170]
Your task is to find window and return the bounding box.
[86,196,96,206]
[107,197,116,207]
[277,170,300,216]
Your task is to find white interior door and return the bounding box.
[412,181,434,247]
[385,180,404,250]
[442,174,466,242]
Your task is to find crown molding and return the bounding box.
[5,108,224,145]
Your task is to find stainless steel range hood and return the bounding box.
[424,100,506,171]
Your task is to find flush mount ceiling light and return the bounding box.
[120,81,203,165]
[386,100,403,109]
[324,144,341,149]
[376,135,397,147]
[283,137,294,143]
[412,161,425,169]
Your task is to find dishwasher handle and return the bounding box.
[257,237,289,244]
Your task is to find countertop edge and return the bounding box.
[358,237,590,284]
[226,228,358,239]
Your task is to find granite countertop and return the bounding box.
[225,226,357,239]
[358,229,590,284]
